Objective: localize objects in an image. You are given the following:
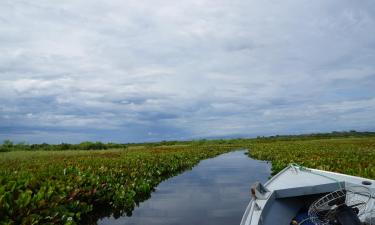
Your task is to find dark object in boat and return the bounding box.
[331,204,361,225]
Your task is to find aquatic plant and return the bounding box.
[247,137,375,178]
[0,145,234,224]
[1,134,374,224]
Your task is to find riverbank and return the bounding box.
[0,145,235,224]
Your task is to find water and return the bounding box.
[98,150,271,225]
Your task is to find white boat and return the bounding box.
[240,164,375,225]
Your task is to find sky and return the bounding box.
[0,0,375,144]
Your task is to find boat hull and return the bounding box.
[240,165,375,225]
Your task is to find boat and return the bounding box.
[240,164,375,225]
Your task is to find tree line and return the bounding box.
[1,130,374,152]
[0,140,127,152]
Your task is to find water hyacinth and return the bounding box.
[0,145,235,224]
[247,137,375,178]
[1,135,374,224]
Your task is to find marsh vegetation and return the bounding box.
[1,131,374,224]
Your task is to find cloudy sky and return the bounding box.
[1,0,375,143]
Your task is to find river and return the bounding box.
[98,150,270,225]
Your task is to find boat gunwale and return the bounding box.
[240,165,292,225]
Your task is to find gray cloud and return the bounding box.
[0,0,375,143]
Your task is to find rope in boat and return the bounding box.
[289,163,375,225]
[296,217,315,225]
[289,163,343,225]
[289,163,343,189]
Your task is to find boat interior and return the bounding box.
[241,166,375,225]
[254,182,375,225]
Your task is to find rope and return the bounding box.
[290,163,375,224]
[297,217,315,225]
[289,163,343,225]
[289,163,343,189]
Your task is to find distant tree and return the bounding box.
[0,140,14,152]
[14,142,29,151]
[59,143,72,150]
[3,139,13,147]
[78,141,107,150]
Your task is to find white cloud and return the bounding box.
[0,0,374,143]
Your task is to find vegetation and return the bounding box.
[0,141,127,152]
[1,131,375,224]
[253,130,375,141]
[2,130,373,152]
[0,144,236,225]
[247,137,375,178]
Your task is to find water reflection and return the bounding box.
[99,150,270,225]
